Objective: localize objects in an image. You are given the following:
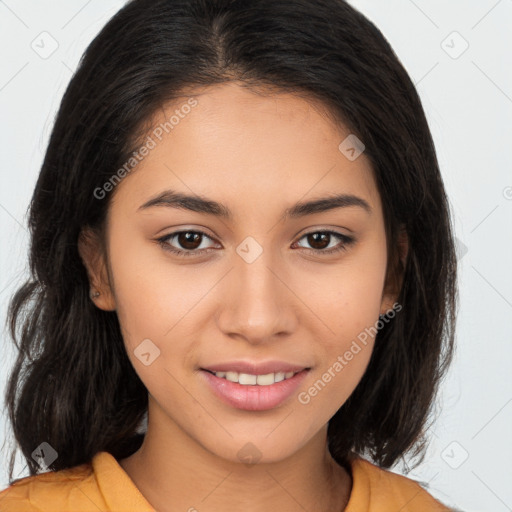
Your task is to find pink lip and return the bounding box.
[201,360,309,375]
[200,368,310,411]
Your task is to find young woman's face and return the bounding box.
[90,82,399,464]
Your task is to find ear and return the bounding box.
[78,227,116,311]
[380,224,408,316]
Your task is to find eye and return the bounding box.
[293,230,355,255]
[156,229,355,258]
[157,230,219,257]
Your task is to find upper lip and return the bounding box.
[201,360,310,375]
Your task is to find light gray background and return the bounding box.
[0,1,511,510]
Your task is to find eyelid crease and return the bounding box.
[155,228,356,258]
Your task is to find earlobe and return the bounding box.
[78,227,116,311]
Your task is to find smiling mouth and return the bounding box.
[200,367,311,411]
[202,369,303,386]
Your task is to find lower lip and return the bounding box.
[200,369,310,411]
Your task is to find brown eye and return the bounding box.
[176,231,203,250]
[294,230,355,255]
[157,230,218,257]
[305,232,331,250]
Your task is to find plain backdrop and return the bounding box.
[0,1,511,510]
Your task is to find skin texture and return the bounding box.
[79,82,408,512]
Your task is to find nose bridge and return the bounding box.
[217,237,296,341]
[239,244,279,304]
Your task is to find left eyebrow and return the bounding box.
[137,189,372,220]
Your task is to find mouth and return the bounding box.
[199,367,311,411]
[201,368,302,386]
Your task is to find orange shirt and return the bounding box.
[0,451,451,511]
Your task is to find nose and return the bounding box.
[215,249,298,345]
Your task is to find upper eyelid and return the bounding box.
[160,228,350,247]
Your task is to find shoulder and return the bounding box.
[0,451,154,512]
[347,457,453,511]
[0,455,106,511]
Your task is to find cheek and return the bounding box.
[107,226,199,344]
[297,239,387,336]
[107,227,213,394]
[295,238,386,409]
[297,313,377,425]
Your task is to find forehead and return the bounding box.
[111,82,381,218]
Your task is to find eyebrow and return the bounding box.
[138,189,372,219]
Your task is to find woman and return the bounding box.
[0,0,457,510]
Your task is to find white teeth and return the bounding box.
[274,372,285,383]
[225,371,238,383]
[212,370,299,385]
[239,373,257,385]
[256,373,275,385]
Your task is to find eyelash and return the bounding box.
[156,229,355,258]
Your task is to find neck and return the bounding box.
[119,403,352,512]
